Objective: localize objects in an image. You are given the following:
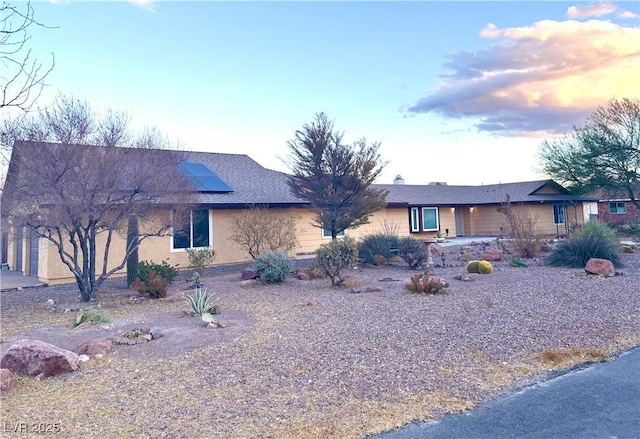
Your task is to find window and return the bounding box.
[172,209,211,250]
[410,207,420,232]
[422,207,439,231]
[609,202,626,214]
[553,204,565,225]
[322,228,345,239]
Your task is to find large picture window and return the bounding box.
[553,204,565,225]
[409,207,439,232]
[609,202,626,214]
[173,209,211,250]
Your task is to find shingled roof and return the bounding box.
[374,180,595,206]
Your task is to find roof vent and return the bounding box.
[393,174,404,185]
[428,182,447,186]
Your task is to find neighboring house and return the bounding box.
[589,189,640,225]
[1,141,595,285]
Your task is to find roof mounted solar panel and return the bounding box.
[179,161,233,193]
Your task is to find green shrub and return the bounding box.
[136,260,178,284]
[466,260,480,273]
[510,256,528,267]
[545,234,622,268]
[315,236,358,286]
[254,251,293,283]
[477,260,493,274]
[73,310,111,328]
[397,237,426,269]
[187,248,216,276]
[573,221,619,248]
[358,233,399,265]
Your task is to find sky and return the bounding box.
[4,0,640,186]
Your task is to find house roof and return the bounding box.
[3,141,593,210]
[374,180,595,207]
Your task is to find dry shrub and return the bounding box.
[498,200,544,258]
[537,346,609,369]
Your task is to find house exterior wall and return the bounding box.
[597,200,640,225]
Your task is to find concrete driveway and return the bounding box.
[0,270,45,291]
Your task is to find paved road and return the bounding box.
[373,347,640,439]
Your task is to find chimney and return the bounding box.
[393,174,404,185]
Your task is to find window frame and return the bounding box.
[410,207,420,232]
[409,206,439,232]
[322,228,345,239]
[609,201,627,214]
[553,204,565,225]
[171,209,212,251]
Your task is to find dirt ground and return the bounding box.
[1,243,639,439]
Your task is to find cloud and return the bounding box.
[566,2,616,18]
[127,0,156,13]
[619,10,639,19]
[407,19,640,137]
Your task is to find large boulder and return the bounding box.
[483,248,503,261]
[0,368,16,392]
[241,266,260,280]
[73,340,112,357]
[297,268,312,281]
[585,258,615,277]
[1,339,78,378]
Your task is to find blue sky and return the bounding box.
[9,0,640,185]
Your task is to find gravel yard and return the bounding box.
[1,247,639,439]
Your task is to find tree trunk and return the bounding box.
[126,215,139,287]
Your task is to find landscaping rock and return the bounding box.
[165,291,186,302]
[365,286,383,292]
[240,279,257,288]
[343,275,360,288]
[483,248,503,261]
[73,340,112,356]
[454,273,474,282]
[297,268,312,281]
[0,339,78,378]
[0,368,16,392]
[241,266,260,280]
[149,327,163,340]
[585,258,615,277]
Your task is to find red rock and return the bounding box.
[241,266,260,280]
[165,291,186,302]
[0,368,16,392]
[365,286,382,292]
[483,248,503,261]
[585,258,615,277]
[0,339,78,378]
[73,340,112,356]
[297,268,312,281]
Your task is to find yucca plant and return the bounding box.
[184,287,216,324]
[545,234,622,268]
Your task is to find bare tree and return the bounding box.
[285,112,388,239]
[1,98,194,301]
[2,141,194,301]
[229,205,299,259]
[539,97,640,208]
[1,1,55,112]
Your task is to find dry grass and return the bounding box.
[537,346,610,369]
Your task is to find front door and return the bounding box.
[455,208,464,236]
[29,230,39,277]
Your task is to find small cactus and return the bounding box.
[466,260,480,273]
[478,260,493,274]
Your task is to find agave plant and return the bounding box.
[184,287,216,323]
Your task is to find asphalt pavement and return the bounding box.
[373,347,640,439]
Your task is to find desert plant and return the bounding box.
[229,205,299,259]
[405,270,448,294]
[358,233,399,265]
[397,237,426,269]
[254,251,293,283]
[73,310,111,328]
[315,236,358,286]
[477,260,493,274]
[510,256,528,267]
[132,270,169,298]
[466,260,480,273]
[498,199,544,258]
[185,287,216,323]
[572,221,619,248]
[187,248,216,276]
[545,234,622,268]
[136,260,178,284]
